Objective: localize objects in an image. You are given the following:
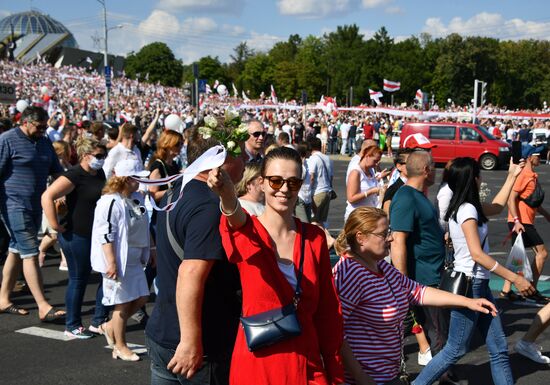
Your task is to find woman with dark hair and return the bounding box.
[333,206,496,385]
[414,157,535,385]
[208,146,345,385]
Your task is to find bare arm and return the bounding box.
[507,189,525,233]
[422,286,497,316]
[101,242,117,279]
[482,162,523,216]
[382,199,391,216]
[41,176,75,232]
[461,218,534,296]
[167,259,213,378]
[391,231,408,276]
[346,170,379,204]
[340,340,376,385]
[147,168,166,202]
[142,109,161,144]
[207,167,246,230]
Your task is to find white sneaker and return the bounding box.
[515,340,550,364]
[418,347,432,366]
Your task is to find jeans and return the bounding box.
[327,138,338,154]
[1,209,41,258]
[347,137,356,155]
[413,279,513,385]
[58,232,110,330]
[146,335,230,385]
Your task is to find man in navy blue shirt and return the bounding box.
[0,106,64,321]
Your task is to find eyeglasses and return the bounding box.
[264,175,303,191]
[251,131,266,138]
[369,228,392,240]
[91,153,106,160]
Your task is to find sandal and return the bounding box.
[39,307,66,323]
[499,290,521,301]
[0,304,29,316]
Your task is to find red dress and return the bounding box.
[219,214,344,385]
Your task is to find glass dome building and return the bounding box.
[0,10,78,63]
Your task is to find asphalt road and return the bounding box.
[0,156,549,385]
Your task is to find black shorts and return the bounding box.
[507,222,544,248]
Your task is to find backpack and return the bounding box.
[520,179,545,208]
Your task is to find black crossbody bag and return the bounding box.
[240,224,306,352]
[439,236,487,297]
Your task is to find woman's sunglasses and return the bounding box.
[91,153,106,160]
[264,176,303,191]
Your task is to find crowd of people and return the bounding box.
[1,60,550,385]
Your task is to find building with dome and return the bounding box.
[0,10,78,63]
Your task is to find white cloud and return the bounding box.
[158,0,244,14]
[222,24,246,36]
[278,0,352,18]
[362,0,391,9]
[0,10,11,18]
[179,17,218,35]
[246,31,283,52]
[385,6,404,14]
[423,12,550,40]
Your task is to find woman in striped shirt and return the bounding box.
[332,207,497,385]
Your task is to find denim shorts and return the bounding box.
[1,210,42,259]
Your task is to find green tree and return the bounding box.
[295,35,327,102]
[240,53,274,98]
[125,42,183,87]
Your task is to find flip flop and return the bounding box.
[0,304,29,316]
[40,307,66,323]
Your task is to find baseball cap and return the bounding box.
[521,144,544,159]
[114,159,150,178]
[403,133,437,149]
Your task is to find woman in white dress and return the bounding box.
[91,159,151,362]
[344,145,388,222]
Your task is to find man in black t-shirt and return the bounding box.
[146,130,243,385]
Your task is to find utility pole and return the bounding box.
[98,0,110,117]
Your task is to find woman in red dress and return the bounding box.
[208,146,344,385]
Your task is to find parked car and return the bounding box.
[400,122,511,170]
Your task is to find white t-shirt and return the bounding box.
[298,162,313,204]
[307,152,332,195]
[344,165,379,221]
[449,203,490,279]
[346,154,360,182]
[340,122,350,139]
[436,183,453,231]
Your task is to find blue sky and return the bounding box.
[2,0,550,64]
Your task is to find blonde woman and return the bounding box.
[333,207,497,385]
[236,162,265,216]
[90,159,151,361]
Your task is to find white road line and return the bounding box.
[16,326,70,341]
[104,342,147,354]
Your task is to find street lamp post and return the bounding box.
[97,0,110,117]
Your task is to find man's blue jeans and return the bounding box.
[146,335,230,385]
[413,279,513,385]
[58,232,110,330]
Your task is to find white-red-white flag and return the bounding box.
[213,80,219,90]
[270,84,278,103]
[232,83,238,98]
[369,89,383,105]
[205,84,212,95]
[242,90,250,102]
[383,79,400,92]
[415,89,423,103]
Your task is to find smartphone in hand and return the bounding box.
[511,141,522,164]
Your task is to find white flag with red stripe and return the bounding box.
[232,83,239,98]
[369,89,383,105]
[270,84,278,103]
[213,80,219,90]
[242,90,250,102]
[415,89,423,103]
[383,79,400,92]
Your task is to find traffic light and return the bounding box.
[481,81,487,106]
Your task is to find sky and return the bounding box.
[2,0,550,64]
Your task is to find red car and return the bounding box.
[400,122,511,170]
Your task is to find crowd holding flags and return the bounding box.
[383,79,400,92]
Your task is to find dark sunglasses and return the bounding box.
[264,175,303,191]
[91,153,106,160]
[251,131,266,138]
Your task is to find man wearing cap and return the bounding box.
[388,133,436,187]
[0,106,65,320]
[500,144,550,303]
[244,119,266,163]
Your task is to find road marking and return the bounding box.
[104,342,147,354]
[16,326,70,341]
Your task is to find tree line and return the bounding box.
[124,25,550,110]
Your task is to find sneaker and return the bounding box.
[64,327,95,340]
[418,347,432,366]
[515,339,550,364]
[88,324,104,335]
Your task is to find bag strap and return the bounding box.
[293,222,306,305]
[165,185,184,260]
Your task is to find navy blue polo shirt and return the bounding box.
[0,128,62,213]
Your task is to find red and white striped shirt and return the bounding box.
[333,256,426,385]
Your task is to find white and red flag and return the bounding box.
[205,84,212,95]
[270,84,278,103]
[383,79,400,92]
[242,90,250,102]
[369,89,383,105]
[232,83,239,98]
[213,80,219,90]
[415,89,423,103]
